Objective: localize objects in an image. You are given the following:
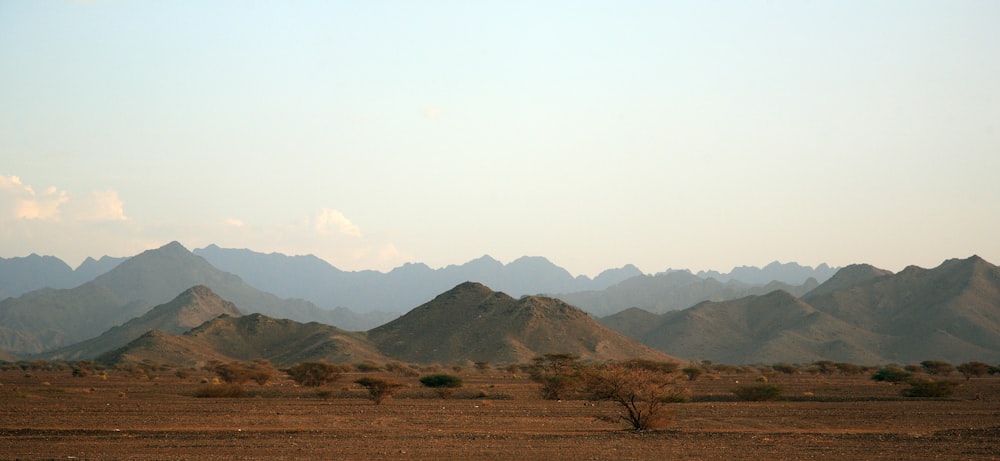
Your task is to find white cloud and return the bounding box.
[79,189,128,222]
[0,175,68,221]
[314,208,362,237]
[225,218,246,227]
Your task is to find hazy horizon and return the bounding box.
[2,1,998,277]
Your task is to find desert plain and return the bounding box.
[1,365,998,460]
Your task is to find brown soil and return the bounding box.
[2,369,998,460]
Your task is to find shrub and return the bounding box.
[581,361,686,431]
[355,377,401,405]
[528,353,582,400]
[384,362,419,377]
[920,360,955,376]
[681,367,703,381]
[732,384,782,401]
[354,361,382,372]
[871,366,912,383]
[901,379,959,398]
[420,374,463,398]
[956,361,991,380]
[286,362,341,387]
[193,383,246,398]
[772,363,798,375]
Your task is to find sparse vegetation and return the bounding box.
[732,384,782,401]
[871,366,912,383]
[581,360,687,431]
[355,377,401,405]
[286,362,342,387]
[419,374,463,398]
[528,353,583,400]
[901,378,959,398]
[920,360,955,376]
[207,360,276,386]
[681,366,702,381]
[957,361,991,380]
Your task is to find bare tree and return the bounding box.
[582,360,687,431]
[355,377,402,405]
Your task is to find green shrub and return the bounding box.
[901,379,959,398]
[956,361,991,380]
[732,384,782,401]
[871,366,912,383]
[420,374,463,398]
[920,360,955,376]
[355,377,401,405]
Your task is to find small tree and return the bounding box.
[287,362,342,387]
[419,374,463,398]
[871,366,912,383]
[210,362,252,385]
[920,360,955,376]
[956,361,991,380]
[581,360,686,431]
[529,353,582,400]
[681,366,702,381]
[901,378,959,398]
[355,377,401,405]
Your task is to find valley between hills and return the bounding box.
[1,241,999,367]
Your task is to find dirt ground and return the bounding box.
[2,367,999,460]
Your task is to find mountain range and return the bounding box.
[3,241,997,366]
[51,283,663,367]
[0,242,373,353]
[599,256,1000,364]
[2,244,837,317]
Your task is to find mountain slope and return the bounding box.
[0,242,367,354]
[368,282,675,364]
[642,290,885,364]
[100,313,388,366]
[804,256,1000,363]
[42,285,243,361]
[555,271,819,317]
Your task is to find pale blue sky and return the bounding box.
[2,1,998,276]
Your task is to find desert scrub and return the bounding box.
[901,378,959,398]
[193,383,247,398]
[419,374,463,398]
[732,384,782,401]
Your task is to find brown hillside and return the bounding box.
[806,256,1000,363]
[597,307,663,339]
[44,285,242,361]
[643,290,885,364]
[100,313,389,367]
[368,282,676,364]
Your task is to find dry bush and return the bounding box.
[355,377,401,405]
[529,353,583,400]
[582,361,687,431]
[732,384,782,401]
[286,362,341,387]
[901,378,959,398]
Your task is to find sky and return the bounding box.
[1,1,999,277]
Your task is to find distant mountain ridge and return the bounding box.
[42,285,242,361]
[192,245,646,313]
[600,255,1000,364]
[0,254,126,300]
[0,242,381,354]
